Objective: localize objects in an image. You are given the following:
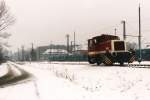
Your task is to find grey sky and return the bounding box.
[4,0,149,51]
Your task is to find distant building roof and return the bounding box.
[43,49,68,55]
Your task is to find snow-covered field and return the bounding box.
[1,61,150,100]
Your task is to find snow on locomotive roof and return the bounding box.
[88,34,120,43]
[92,34,119,39]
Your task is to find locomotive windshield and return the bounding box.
[114,41,125,51]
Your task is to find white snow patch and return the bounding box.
[0,63,9,77]
[1,61,150,100]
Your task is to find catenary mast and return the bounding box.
[138,4,142,63]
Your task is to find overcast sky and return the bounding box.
[4,0,150,51]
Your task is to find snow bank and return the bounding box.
[20,61,150,100]
[2,61,150,100]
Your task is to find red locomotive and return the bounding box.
[88,34,135,65]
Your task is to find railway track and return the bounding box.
[16,61,150,69]
[48,62,150,68]
[127,64,150,69]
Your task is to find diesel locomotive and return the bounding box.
[88,34,135,65]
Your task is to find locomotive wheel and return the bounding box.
[119,62,124,66]
[88,56,95,64]
[96,61,101,66]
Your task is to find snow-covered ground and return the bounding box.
[0,63,9,77]
[1,61,150,100]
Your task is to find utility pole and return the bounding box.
[30,43,33,62]
[49,41,52,62]
[70,41,73,53]
[22,45,24,61]
[32,43,33,49]
[121,20,126,40]
[18,48,20,61]
[74,31,76,53]
[138,4,142,63]
[38,47,40,61]
[66,34,70,53]
[31,43,33,59]
[49,41,51,54]
[31,43,36,61]
[114,28,117,36]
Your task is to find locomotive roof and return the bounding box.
[91,34,119,40]
[88,34,120,43]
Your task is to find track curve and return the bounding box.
[0,62,33,87]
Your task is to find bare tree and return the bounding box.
[0,1,15,32]
[0,0,15,62]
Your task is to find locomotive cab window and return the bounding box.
[114,41,125,51]
[88,40,93,48]
[94,39,97,44]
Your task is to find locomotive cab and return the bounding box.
[110,40,134,65]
